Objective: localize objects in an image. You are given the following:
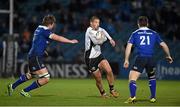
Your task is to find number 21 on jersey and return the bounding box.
[140,36,150,45]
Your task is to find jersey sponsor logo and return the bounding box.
[138,31,152,35]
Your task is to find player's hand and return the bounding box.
[71,39,79,44]
[110,39,116,47]
[166,56,173,64]
[123,60,129,69]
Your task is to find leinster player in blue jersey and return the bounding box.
[124,16,173,103]
[7,15,78,97]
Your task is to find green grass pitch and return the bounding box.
[0,78,179,106]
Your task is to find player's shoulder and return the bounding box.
[86,26,104,31]
[132,27,158,35]
[85,27,93,37]
[38,25,49,30]
[34,25,44,33]
[35,25,52,37]
[37,25,51,33]
[86,27,93,32]
[98,27,104,31]
[132,27,148,34]
[146,28,158,34]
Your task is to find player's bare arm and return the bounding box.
[102,29,116,47]
[160,42,173,63]
[50,33,78,44]
[124,43,133,68]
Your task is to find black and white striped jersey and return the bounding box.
[85,27,112,58]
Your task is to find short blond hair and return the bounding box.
[90,16,100,22]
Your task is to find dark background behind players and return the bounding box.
[0,0,179,78]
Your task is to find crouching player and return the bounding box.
[124,16,173,103]
[7,15,78,97]
[84,16,119,98]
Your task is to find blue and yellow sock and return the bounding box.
[23,80,41,92]
[149,79,156,98]
[129,80,137,98]
[12,75,28,89]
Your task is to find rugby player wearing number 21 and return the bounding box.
[124,16,173,103]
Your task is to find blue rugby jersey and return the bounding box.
[128,27,163,57]
[28,25,52,57]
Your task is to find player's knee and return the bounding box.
[129,77,138,82]
[44,76,50,83]
[26,73,32,79]
[129,80,136,83]
[43,77,50,83]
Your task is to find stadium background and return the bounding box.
[0,0,180,106]
[0,0,180,79]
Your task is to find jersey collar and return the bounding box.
[89,26,99,31]
[138,27,149,30]
[38,25,49,30]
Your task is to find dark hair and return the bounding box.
[90,16,100,22]
[42,15,56,26]
[137,16,149,27]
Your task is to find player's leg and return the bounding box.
[8,56,39,96]
[146,58,156,103]
[92,69,108,98]
[125,56,145,103]
[88,55,109,98]
[148,73,156,103]
[99,59,119,98]
[7,73,32,96]
[124,70,141,103]
[20,67,50,97]
[129,70,141,98]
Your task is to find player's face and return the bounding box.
[91,19,100,30]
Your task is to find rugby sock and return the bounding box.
[129,80,137,98]
[109,85,114,91]
[12,75,28,89]
[24,80,40,92]
[149,79,156,98]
